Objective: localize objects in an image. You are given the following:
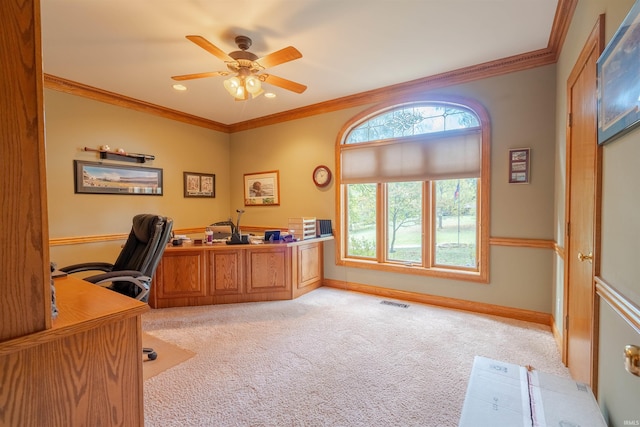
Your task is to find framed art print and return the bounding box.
[183,171,215,198]
[597,0,640,144]
[508,148,530,184]
[74,160,163,195]
[244,170,280,206]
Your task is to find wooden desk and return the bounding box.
[150,237,332,309]
[0,276,148,426]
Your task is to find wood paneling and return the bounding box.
[210,250,243,295]
[297,244,321,287]
[0,0,51,342]
[246,247,289,293]
[155,250,207,299]
[0,276,147,426]
[150,240,328,308]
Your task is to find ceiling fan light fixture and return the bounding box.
[178,35,305,101]
[245,75,263,98]
[223,73,263,100]
[223,76,245,99]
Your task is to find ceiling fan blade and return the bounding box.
[171,71,228,81]
[263,74,307,94]
[186,35,234,62]
[256,46,302,69]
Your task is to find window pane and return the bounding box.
[387,182,422,263]
[345,103,480,144]
[347,183,377,258]
[434,179,477,268]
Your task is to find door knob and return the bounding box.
[577,251,593,263]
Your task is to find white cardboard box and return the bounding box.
[458,356,607,427]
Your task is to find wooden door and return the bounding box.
[565,18,603,387]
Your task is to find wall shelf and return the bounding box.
[83,147,155,163]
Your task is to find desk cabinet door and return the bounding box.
[246,247,290,294]
[296,243,322,289]
[209,249,243,296]
[155,249,207,299]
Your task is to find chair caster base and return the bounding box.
[143,347,157,360]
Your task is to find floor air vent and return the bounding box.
[380,300,409,309]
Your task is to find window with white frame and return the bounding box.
[337,99,489,281]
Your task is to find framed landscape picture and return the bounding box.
[597,0,640,144]
[74,160,163,195]
[244,170,280,206]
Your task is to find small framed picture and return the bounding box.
[183,171,215,198]
[508,148,530,184]
[244,170,280,206]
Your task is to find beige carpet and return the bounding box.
[142,332,195,380]
[141,287,569,426]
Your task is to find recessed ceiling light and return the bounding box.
[264,92,276,99]
[172,84,187,91]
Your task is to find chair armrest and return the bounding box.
[87,271,152,301]
[59,262,114,274]
[83,269,143,284]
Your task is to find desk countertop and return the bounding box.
[165,235,334,252]
[0,276,148,356]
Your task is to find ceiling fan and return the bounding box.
[172,35,307,101]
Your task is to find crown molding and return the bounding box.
[229,47,557,132]
[548,0,578,60]
[44,74,230,133]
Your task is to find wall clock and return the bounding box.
[312,165,332,188]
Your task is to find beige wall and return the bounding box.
[228,108,359,227]
[46,65,558,314]
[555,0,640,424]
[41,2,640,422]
[45,89,231,267]
[228,65,558,313]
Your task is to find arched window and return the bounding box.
[336,97,490,282]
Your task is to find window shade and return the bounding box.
[341,130,481,184]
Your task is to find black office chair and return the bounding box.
[60,214,173,360]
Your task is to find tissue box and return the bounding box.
[459,356,606,427]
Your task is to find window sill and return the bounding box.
[337,258,488,283]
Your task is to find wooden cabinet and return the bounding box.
[0,276,148,426]
[150,238,330,308]
[292,242,323,298]
[245,246,291,299]
[210,249,243,297]
[1,4,145,425]
[156,249,208,300]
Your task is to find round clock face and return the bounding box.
[313,165,332,187]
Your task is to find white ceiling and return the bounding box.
[40,0,559,126]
